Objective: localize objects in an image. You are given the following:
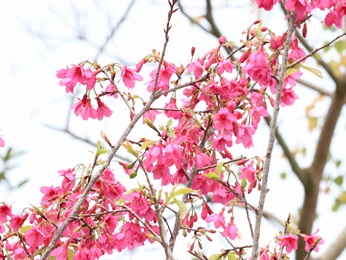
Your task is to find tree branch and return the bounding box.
[251,12,296,259]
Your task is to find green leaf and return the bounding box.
[280,172,287,180]
[216,162,223,175]
[204,172,221,182]
[334,175,343,186]
[172,187,194,197]
[16,179,29,188]
[228,252,238,260]
[67,248,74,260]
[308,116,318,132]
[141,140,155,150]
[335,160,341,168]
[173,197,187,220]
[167,118,173,128]
[298,63,323,78]
[285,68,298,77]
[334,40,345,54]
[208,254,222,260]
[121,139,138,158]
[19,225,32,234]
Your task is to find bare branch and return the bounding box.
[288,32,346,69]
[93,0,137,60]
[251,12,297,259]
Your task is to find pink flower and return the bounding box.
[58,168,75,191]
[278,234,298,253]
[243,50,276,88]
[217,59,235,75]
[214,108,237,131]
[256,0,280,10]
[187,59,204,78]
[95,97,113,120]
[105,83,119,99]
[205,208,225,228]
[250,106,268,128]
[0,203,12,223]
[301,229,324,253]
[147,62,177,92]
[280,87,299,106]
[0,136,5,147]
[240,165,256,183]
[164,98,182,119]
[10,213,28,232]
[285,0,312,22]
[121,65,143,88]
[51,243,68,260]
[324,3,346,28]
[24,227,46,249]
[72,95,97,120]
[56,64,97,93]
[236,124,256,148]
[222,222,238,240]
[212,131,233,152]
[143,109,161,123]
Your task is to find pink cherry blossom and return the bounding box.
[56,64,97,93]
[24,227,46,250]
[324,3,346,28]
[278,234,298,253]
[250,106,268,129]
[121,65,143,88]
[243,50,276,88]
[0,204,12,224]
[10,213,28,232]
[285,0,312,22]
[143,109,161,123]
[105,82,119,99]
[0,136,5,147]
[214,108,237,131]
[72,95,97,120]
[50,242,68,260]
[256,0,280,11]
[236,124,256,148]
[95,97,113,120]
[301,229,324,253]
[222,222,238,240]
[164,98,182,119]
[240,165,256,183]
[217,59,235,75]
[205,208,225,228]
[187,59,204,78]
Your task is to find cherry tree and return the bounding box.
[0,0,345,259]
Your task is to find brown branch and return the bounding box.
[279,1,342,86]
[43,123,130,162]
[205,0,222,38]
[93,0,137,60]
[288,32,346,70]
[41,86,163,259]
[177,1,212,35]
[297,82,346,259]
[251,12,297,259]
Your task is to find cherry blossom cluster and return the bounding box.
[1,0,343,259]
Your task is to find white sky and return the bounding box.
[0,1,345,259]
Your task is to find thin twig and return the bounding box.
[288,32,346,69]
[251,12,296,259]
